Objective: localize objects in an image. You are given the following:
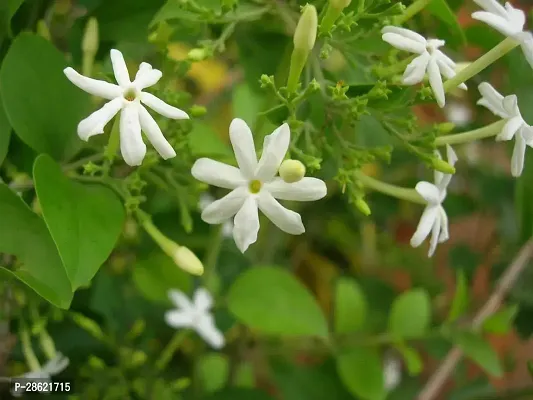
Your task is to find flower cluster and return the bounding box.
[60,0,532,263]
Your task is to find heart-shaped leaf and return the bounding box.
[33,154,125,289]
[0,184,72,308]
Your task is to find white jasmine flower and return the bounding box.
[477,82,533,177]
[199,193,233,237]
[165,287,224,349]
[381,26,467,108]
[444,102,473,127]
[410,145,458,257]
[472,0,533,68]
[383,355,402,391]
[191,118,327,253]
[13,354,69,396]
[64,49,189,166]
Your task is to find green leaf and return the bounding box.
[388,289,431,338]
[394,343,423,376]
[0,91,11,166]
[232,83,264,129]
[334,277,367,334]
[0,33,89,160]
[188,122,232,159]
[197,353,230,394]
[33,154,125,289]
[133,253,192,304]
[482,305,518,334]
[0,184,72,308]
[227,266,329,338]
[336,347,385,400]
[454,332,503,377]
[0,33,89,159]
[447,271,469,323]
[426,0,466,47]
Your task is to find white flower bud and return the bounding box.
[293,4,318,51]
[173,246,204,276]
[82,17,99,54]
[330,0,352,10]
[279,159,306,183]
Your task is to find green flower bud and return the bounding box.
[173,246,204,276]
[189,105,207,117]
[279,160,306,183]
[71,312,105,341]
[432,158,456,174]
[287,4,317,93]
[308,78,321,92]
[293,4,318,51]
[187,48,208,62]
[82,18,99,54]
[355,197,371,216]
[88,356,106,370]
[260,74,275,88]
[330,0,352,10]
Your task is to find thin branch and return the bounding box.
[417,238,533,400]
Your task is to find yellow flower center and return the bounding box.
[123,88,137,102]
[249,180,262,194]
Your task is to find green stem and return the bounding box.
[287,48,309,93]
[82,51,96,77]
[394,0,432,25]
[139,213,177,255]
[155,329,189,371]
[20,322,40,372]
[203,225,224,294]
[354,170,425,204]
[319,4,342,35]
[435,120,506,146]
[443,38,519,92]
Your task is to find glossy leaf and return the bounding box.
[227,266,329,338]
[388,289,431,338]
[0,184,72,308]
[336,347,385,400]
[334,277,367,333]
[33,154,125,289]
[0,33,89,160]
[454,332,503,377]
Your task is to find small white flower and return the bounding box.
[444,102,473,127]
[165,287,224,349]
[477,82,533,177]
[410,145,458,257]
[13,354,69,397]
[472,0,533,69]
[64,49,189,166]
[381,26,467,108]
[383,355,402,391]
[191,118,327,253]
[199,193,233,237]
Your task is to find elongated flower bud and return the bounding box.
[320,0,350,36]
[330,0,351,10]
[279,159,306,183]
[141,216,204,276]
[173,246,204,276]
[293,4,318,51]
[432,158,456,174]
[287,5,318,93]
[82,17,99,54]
